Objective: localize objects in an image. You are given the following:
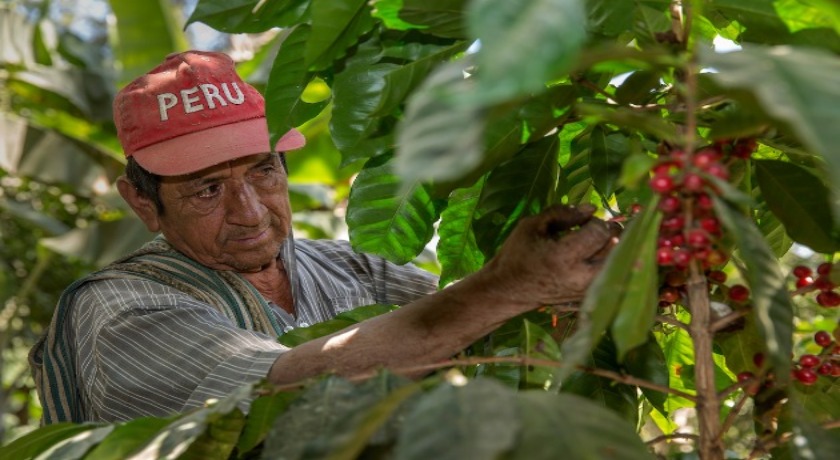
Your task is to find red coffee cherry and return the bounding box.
[705,249,728,267]
[661,215,686,232]
[728,284,750,303]
[737,371,754,383]
[731,139,757,158]
[682,173,705,192]
[799,354,821,369]
[707,270,727,284]
[657,247,675,266]
[687,229,710,249]
[658,195,682,214]
[813,276,835,292]
[792,265,812,279]
[699,217,721,235]
[815,330,832,348]
[707,163,730,180]
[752,352,765,369]
[673,248,692,268]
[650,175,675,194]
[816,290,840,307]
[817,262,833,276]
[659,286,681,304]
[696,193,714,211]
[693,149,721,170]
[795,368,819,386]
[796,276,814,289]
[818,362,834,375]
[652,162,676,176]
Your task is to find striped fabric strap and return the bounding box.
[29,236,284,423]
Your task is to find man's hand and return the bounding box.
[483,204,619,309]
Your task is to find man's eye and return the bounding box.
[254,164,277,177]
[196,184,221,198]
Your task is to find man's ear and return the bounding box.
[116,175,161,233]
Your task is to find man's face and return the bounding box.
[154,152,292,273]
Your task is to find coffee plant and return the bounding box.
[2,0,840,459]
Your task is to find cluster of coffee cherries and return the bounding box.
[737,327,840,391]
[791,262,840,307]
[643,139,757,307]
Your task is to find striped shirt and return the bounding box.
[69,237,437,422]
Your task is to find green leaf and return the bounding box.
[0,423,102,460]
[84,417,175,460]
[372,0,469,38]
[586,0,636,37]
[180,409,246,460]
[347,154,440,264]
[559,198,661,377]
[510,392,655,460]
[756,196,795,258]
[754,159,839,253]
[185,0,308,33]
[330,54,400,160]
[787,393,840,460]
[467,0,586,103]
[278,304,398,347]
[474,136,560,257]
[713,197,794,384]
[589,126,630,198]
[394,58,484,185]
[375,41,470,117]
[657,322,698,415]
[708,0,840,50]
[623,335,669,416]
[109,0,188,85]
[437,177,486,287]
[129,385,253,459]
[442,84,575,193]
[577,103,679,144]
[393,378,519,460]
[262,373,411,460]
[562,336,640,424]
[519,319,562,389]
[308,379,425,460]
[236,390,299,455]
[701,45,840,225]
[34,425,114,460]
[716,312,767,377]
[266,25,312,146]
[307,0,376,69]
[614,70,663,105]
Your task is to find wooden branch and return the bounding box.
[717,392,751,442]
[646,432,699,445]
[656,314,690,331]
[711,309,749,332]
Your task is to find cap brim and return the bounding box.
[130,117,306,176]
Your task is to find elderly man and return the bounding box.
[30,51,614,424]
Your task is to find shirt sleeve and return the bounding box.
[72,278,288,423]
[296,239,439,306]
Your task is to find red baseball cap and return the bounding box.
[113,50,305,176]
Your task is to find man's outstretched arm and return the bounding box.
[268,204,618,385]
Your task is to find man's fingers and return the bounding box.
[535,204,597,238]
[554,218,616,261]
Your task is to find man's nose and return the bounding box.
[225,181,265,226]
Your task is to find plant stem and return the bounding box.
[687,261,724,459]
[646,432,699,445]
[674,0,725,456]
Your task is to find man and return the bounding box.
[30,51,615,424]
